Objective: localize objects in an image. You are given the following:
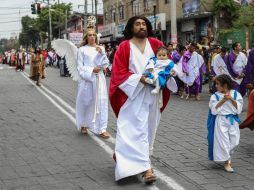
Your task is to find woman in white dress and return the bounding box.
[209,74,243,172]
[76,27,110,139]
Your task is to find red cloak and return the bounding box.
[109,37,170,117]
[240,89,254,130]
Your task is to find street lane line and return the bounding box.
[23,71,116,144]
[21,72,185,190]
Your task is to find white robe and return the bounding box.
[76,45,109,134]
[209,90,243,161]
[212,54,230,76]
[232,52,247,85]
[177,51,203,86]
[115,40,177,181]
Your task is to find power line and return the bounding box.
[0,29,21,32]
[0,11,31,15]
[0,7,30,9]
[0,20,20,23]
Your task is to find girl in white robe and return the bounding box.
[76,27,110,139]
[209,74,243,172]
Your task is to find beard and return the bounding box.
[133,29,148,39]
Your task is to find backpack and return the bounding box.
[207,90,237,160]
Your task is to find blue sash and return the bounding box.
[207,90,238,160]
[158,61,175,88]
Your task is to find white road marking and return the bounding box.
[22,72,185,190]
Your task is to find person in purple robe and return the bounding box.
[182,42,206,100]
[244,43,254,90]
[173,45,186,96]
[225,42,248,96]
[171,44,182,64]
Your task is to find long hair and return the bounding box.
[80,27,98,47]
[34,47,41,54]
[215,74,234,90]
[123,16,153,40]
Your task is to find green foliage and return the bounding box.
[19,16,40,47]
[214,0,239,15]
[19,3,72,47]
[36,3,72,33]
[0,38,19,51]
[213,0,239,26]
[233,4,254,28]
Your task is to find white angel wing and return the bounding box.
[51,39,80,81]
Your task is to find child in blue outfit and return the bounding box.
[143,46,176,94]
[207,74,243,172]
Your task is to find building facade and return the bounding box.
[101,0,221,46]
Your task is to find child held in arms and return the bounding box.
[143,46,177,94]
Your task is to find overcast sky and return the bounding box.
[0,0,103,39]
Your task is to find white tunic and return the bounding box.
[232,52,247,85]
[209,90,243,161]
[76,45,108,134]
[115,40,176,181]
[177,52,203,86]
[212,54,230,76]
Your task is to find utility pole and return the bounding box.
[171,0,177,46]
[65,9,67,31]
[58,0,60,38]
[92,0,94,15]
[47,0,52,47]
[95,0,98,32]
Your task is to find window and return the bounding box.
[119,5,125,20]
[132,0,140,16]
[104,12,108,24]
[111,9,116,22]
[144,0,148,11]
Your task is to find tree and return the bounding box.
[19,3,72,48]
[19,16,40,48]
[233,4,254,28]
[213,0,239,28]
[36,3,72,37]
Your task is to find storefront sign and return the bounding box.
[98,23,116,37]
[147,13,166,30]
[116,23,126,37]
[69,32,83,46]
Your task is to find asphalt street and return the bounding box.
[0,65,253,190]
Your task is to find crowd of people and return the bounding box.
[0,48,64,86]
[74,15,254,185]
[1,15,253,186]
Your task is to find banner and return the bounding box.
[182,0,200,17]
[147,13,166,30]
[69,33,83,46]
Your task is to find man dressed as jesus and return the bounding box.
[109,16,177,184]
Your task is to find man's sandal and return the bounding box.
[99,132,110,139]
[80,127,88,134]
[142,169,156,185]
